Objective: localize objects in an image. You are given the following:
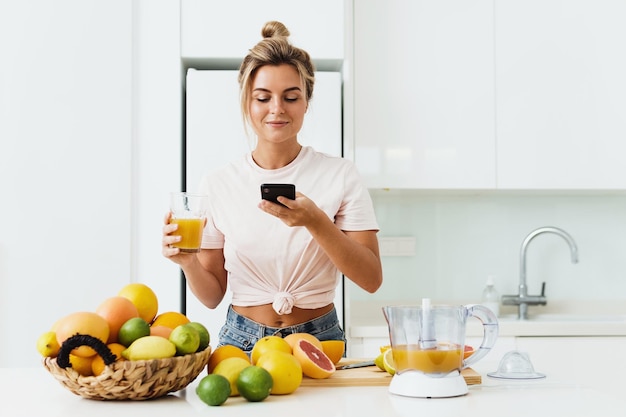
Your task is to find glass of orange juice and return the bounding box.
[169,192,208,253]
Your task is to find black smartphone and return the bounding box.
[260,183,296,207]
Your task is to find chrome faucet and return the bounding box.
[502,226,579,319]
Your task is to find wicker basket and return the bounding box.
[43,337,211,401]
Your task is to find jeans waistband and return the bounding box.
[224,304,339,338]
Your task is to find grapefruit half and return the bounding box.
[293,339,335,379]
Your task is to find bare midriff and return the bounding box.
[232,303,335,328]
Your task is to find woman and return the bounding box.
[162,21,382,353]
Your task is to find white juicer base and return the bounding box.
[388,370,468,398]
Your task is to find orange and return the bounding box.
[207,345,250,374]
[69,353,94,376]
[91,343,125,376]
[150,325,173,339]
[151,311,190,329]
[283,333,322,351]
[256,350,302,394]
[250,336,291,365]
[293,339,335,379]
[320,340,345,364]
[117,283,159,323]
[55,312,110,358]
[95,296,139,343]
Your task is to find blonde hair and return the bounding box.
[238,21,316,131]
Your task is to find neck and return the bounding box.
[252,143,302,169]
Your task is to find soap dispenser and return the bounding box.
[481,275,500,317]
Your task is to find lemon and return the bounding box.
[250,335,291,365]
[186,322,210,351]
[236,365,273,402]
[118,283,159,323]
[169,324,200,355]
[118,317,151,347]
[196,374,231,406]
[383,349,396,375]
[122,336,176,360]
[256,350,302,395]
[212,357,251,396]
[36,331,60,358]
[374,352,385,371]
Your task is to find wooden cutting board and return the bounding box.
[300,359,481,387]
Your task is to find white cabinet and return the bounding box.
[496,0,626,189]
[515,337,626,397]
[353,0,626,190]
[181,0,344,63]
[352,0,496,189]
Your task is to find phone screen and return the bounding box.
[260,184,296,207]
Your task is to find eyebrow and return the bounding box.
[252,87,302,94]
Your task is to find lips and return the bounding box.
[266,120,288,127]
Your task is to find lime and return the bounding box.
[169,324,200,355]
[236,365,273,402]
[196,374,231,406]
[118,317,151,347]
[186,322,210,351]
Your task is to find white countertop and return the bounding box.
[2,365,625,417]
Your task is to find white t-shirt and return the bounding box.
[198,146,379,315]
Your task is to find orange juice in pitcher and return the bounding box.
[392,343,463,375]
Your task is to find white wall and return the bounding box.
[0,0,134,367]
[347,191,626,305]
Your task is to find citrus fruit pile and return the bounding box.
[36,283,210,377]
[196,333,345,407]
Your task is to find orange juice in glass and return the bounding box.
[169,192,208,253]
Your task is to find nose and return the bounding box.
[269,97,284,114]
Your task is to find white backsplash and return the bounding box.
[346,190,626,305]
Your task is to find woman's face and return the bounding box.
[248,64,308,145]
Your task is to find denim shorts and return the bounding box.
[217,304,346,354]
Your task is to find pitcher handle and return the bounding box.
[462,304,499,369]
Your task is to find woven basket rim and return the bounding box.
[43,346,211,400]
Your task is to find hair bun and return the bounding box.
[261,21,290,39]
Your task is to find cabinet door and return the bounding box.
[515,337,626,398]
[496,0,626,189]
[353,0,495,189]
[185,70,343,342]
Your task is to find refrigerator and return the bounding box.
[184,68,343,345]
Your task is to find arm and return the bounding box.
[258,195,383,293]
[162,214,228,309]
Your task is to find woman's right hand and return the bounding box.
[162,211,190,264]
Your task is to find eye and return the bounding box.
[255,97,270,103]
[285,97,299,102]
